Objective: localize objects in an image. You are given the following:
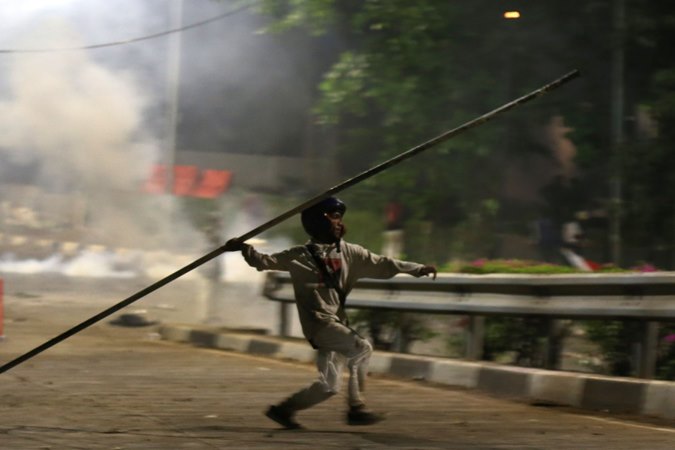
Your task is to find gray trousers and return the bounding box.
[279,321,373,411]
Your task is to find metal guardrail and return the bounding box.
[263,272,675,320]
[262,271,675,378]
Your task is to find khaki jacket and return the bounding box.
[242,240,426,340]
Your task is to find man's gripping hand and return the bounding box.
[420,265,437,280]
[224,238,248,252]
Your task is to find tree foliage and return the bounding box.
[253,1,675,376]
[257,0,675,269]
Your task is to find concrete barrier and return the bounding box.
[0,278,4,340]
[159,324,675,421]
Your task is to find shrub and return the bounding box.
[440,258,624,274]
[440,259,666,376]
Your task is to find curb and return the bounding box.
[158,324,675,421]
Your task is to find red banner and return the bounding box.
[172,165,199,196]
[191,169,232,199]
[142,165,232,198]
[143,164,167,194]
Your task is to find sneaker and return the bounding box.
[346,405,385,426]
[265,405,303,430]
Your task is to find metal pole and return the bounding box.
[638,321,658,379]
[465,316,485,360]
[279,303,292,337]
[609,0,625,265]
[164,0,183,204]
[0,70,579,375]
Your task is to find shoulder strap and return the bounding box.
[305,244,347,307]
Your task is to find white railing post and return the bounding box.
[545,319,566,370]
[279,302,292,337]
[638,321,659,378]
[465,316,485,360]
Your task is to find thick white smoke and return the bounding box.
[0,1,306,282]
[0,21,156,191]
[0,3,181,252]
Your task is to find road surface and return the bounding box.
[1,273,674,449]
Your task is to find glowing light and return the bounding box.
[504,11,521,19]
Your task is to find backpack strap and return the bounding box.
[305,243,347,308]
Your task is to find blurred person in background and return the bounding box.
[560,211,592,271]
[382,200,404,259]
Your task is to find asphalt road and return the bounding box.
[1,273,675,449]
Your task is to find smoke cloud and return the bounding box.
[0,1,193,254]
[0,22,156,191]
[0,1,315,281]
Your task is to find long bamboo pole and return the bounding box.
[0,69,579,375]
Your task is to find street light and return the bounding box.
[503,11,521,19]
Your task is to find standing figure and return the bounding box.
[226,197,437,429]
[560,211,592,271]
[198,212,226,323]
[532,217,561,263]
[382,201,404,258]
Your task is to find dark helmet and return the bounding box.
[301,197,346,242]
